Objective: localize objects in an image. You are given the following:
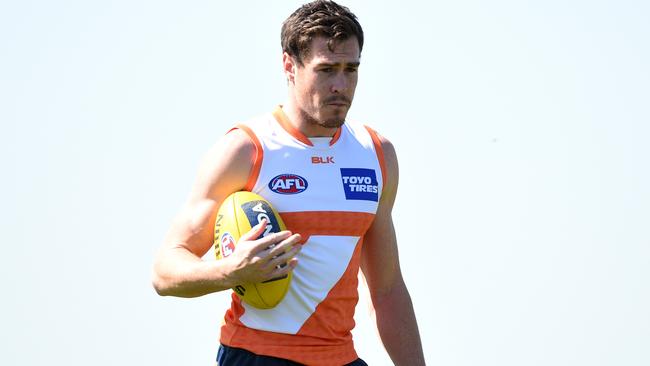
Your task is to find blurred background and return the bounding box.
[1,0,648,365]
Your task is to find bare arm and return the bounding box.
[361,136,426,365]
[152,129,301,298]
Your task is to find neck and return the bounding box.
[282,99,339,138]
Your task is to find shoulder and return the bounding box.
[203,127,255,172]
[192,126,257,200]
[362,125,398,195]
[361,124,396,158]
[374,131,397,169]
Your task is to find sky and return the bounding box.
[1,0,649,365]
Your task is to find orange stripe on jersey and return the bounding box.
[231,124,263,191]
[281,211,375,243]
[364,126,387,193]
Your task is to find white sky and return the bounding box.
[1,1,649,365]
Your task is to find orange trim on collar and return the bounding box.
[329,127,342,146]
[272,106,313,146]
[272,106,343,147]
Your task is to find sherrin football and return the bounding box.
[213,191,292,309]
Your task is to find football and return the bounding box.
[213,191,292,309]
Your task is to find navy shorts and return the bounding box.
[217,344,368,366]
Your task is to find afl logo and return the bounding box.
[268,174,308,194]
[220,233,236,257]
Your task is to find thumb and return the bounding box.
[239,218,268,242]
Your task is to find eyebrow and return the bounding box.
[316,62,361,68]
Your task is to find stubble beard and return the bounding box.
[300,105,348,130]
[319,113,347,128]
[315,96,353,129]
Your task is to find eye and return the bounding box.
[346,66,358,73]
[320,67,333,73]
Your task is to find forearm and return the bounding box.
[373,282,425,366]
[152,246,234,298]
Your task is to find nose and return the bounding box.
[330,72,348,94]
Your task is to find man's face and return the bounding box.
[289,36,360,130]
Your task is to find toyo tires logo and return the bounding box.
[268,174,308,194]
[340,168,379,202]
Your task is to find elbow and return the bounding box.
[370,278,411,307]
[151,268,173,296]
[151,250,179,296]
[151,275,168,296]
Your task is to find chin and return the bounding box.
[320,117,346,129]
[319,110,348,128]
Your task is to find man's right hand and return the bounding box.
[222,219,302,285]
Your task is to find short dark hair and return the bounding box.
[281,0,364,65]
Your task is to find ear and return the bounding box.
[282,52,297,84]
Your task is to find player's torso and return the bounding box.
[221,107,384,365]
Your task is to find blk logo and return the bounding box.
[312,156,335,164]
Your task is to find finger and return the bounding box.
[250,230,293,251]
[265,233,302,258]
[266,244,301,269]
[266,258,298,280]
[239,218,268,241]
[266,240,301,264]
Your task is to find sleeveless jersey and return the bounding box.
[219,106,386,366]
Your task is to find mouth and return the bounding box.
[324,97,351,108]
[326,101,350,107]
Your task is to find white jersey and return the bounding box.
[220,106,386,366]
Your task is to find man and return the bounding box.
[152,1,425,365]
